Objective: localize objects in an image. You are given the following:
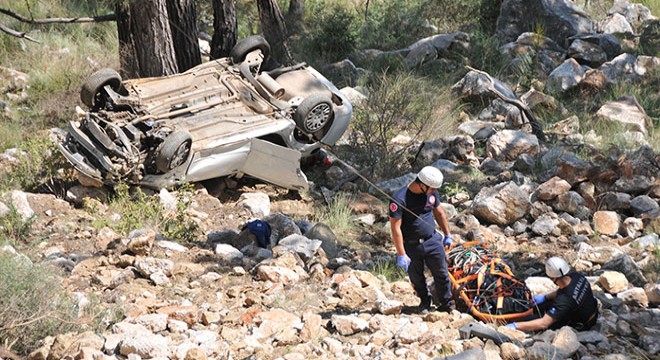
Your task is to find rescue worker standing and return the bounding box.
[507,256,599,331]
[389,166,454,312]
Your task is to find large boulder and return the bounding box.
[608,0,655,31]
[595,96,651,134]
[569,34,622,60]
[599,53,639,84]
[486,130,539,161]
[405,31,470,69]
[451,70,516,102]
[263,212,302,246]
[546,58,584,93]
[304,222,339,259]
[567,39,608,68]
[374,173,416,196]
[472,181,531,225]
[599,13,634,35]
[496,0,594,47]
[478,99,522,126]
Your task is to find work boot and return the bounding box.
[436,300,456,313]
[418,298,433,313]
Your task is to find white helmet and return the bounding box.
[418,166,444,188]
[546,257,570,278]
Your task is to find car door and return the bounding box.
[240,139,309,190]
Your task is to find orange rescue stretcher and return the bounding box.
[447,241,534,324]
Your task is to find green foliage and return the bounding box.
[88,183,161,236]
[0,0,118,152]
[0,204,35,246]
[465,31,509,80]
[160,183,201,243]
[314,193,356,240]
[0,252,78,355]
[426,0,502,34]
[369,257,406,282]
[86,183,201,241]
[344,72,453,179]
[440,182,468,198]
[78,293,124,333]
[359,0,433,51]
[0,135,73,194]
[640,244,659,283]
[299,1,360,63]
[556,65,660,151]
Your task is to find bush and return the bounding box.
[314,192,357,241]
[426,0,502,34]
[0,204,35,246]
[359,0,433,51]
[160,183,201,243]
[300,1,360,63]
[88,183,161,236]
[370,256,406,282]
[342,71,454,180]
[0,134,74,194]
[87,183,201,241]
[0,252,78,355]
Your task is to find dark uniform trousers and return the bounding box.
[404,232,452,305]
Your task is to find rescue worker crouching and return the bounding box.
[389,166,455,313]
[506,256,599,332]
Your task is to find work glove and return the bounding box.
[396,255,410,272]
[505,322,517,330]
[443,234,453,247]
[533,294,546,305]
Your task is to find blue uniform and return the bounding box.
[389,186,452,306]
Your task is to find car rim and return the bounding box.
[306,103,331,132]
[171,141,191,169]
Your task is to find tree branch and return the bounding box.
[0,22,40,42]
[0,8,116,24]
[465,66,546,141]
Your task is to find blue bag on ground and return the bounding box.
[247,219,271,248]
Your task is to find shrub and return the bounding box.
[160,183,202,243]
[0,252,78,355]
[0,134,74,194]
[370,256,407,282]
[426,0,502,34]
[0,204,35,246]
[88,183,161,236]
[314,192,357,241]
[300,1,360,63]
[359,0,433,51]
[87,183,202,241]
[343,71,453,179]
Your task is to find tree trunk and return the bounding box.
[256,0,293,65]
[166,0,201,72]
[115,0,178,79]
[210,0,237,59]
[286,0,304,34]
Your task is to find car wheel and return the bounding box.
[230,35,271,65]
[156,131,192,173]
[80,68,123,108]
[294,94,334,134]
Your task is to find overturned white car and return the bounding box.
[56,36,352,190]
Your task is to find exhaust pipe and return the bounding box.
[257,72,285,99]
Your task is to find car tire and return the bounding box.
[80,68,123,108]
[230,35,271,65]
[156,131,192,173]
[294,93,334,134]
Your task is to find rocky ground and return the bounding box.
[0,134,658,360]
[1,0,659,359]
